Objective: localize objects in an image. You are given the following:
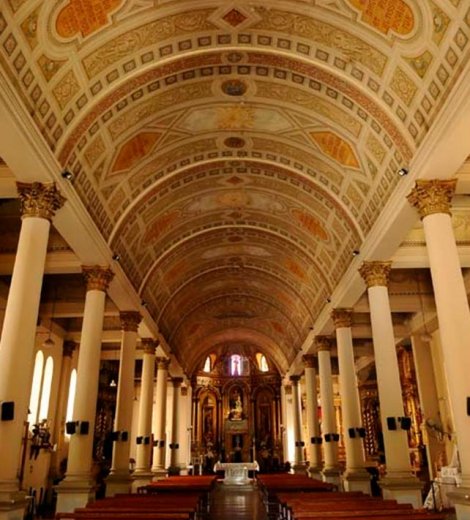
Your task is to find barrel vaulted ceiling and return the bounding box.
[1,0,470,375]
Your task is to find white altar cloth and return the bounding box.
[214,462,259,485]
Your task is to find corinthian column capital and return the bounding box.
[407,179,456,218]
[331,308,353,329]
[302,354,316,368]
[82,266,114,292]
[141,338,158,355]
[314,336,332,352]
[156,357,171,370]
[17,182,66,221]
[359,261,392,288]
[120,311,141,332]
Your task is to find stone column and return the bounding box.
[408,180,470,516]
[290,376,306,474]
[359,262,422,506]
[0,183,64,515]
[49,341,76,481]
[316,336,342,485]
[132,339,157,489]
[152,358,170,479]
[56,266,114,513]
[106,311,141,496]
[332,309,371,494]
[170,378,183,470]
[302,355,322,479]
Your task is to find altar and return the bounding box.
[214,462,259,485]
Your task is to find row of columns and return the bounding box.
[288,179,470,516]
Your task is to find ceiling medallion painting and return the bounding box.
[346,0,415,36]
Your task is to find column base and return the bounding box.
[308,465,323,480]
[131,471,154,492]
[151,467,168,481]
[292,462,308,475]
[447,487,470,520]
[0,489,28,520]
[380,475,423,508]
[55,477,95,513]
[343,469,371,495]
[105,471,132,497]
[322,466,342,487]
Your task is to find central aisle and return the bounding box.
[209,481,267,520]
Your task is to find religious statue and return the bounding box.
[229,389,243,420]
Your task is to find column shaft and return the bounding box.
[0,217,51,488]
[170,379,183,468]
[152,359,169,475]
[290,377,304,469]
[135,342,156,473]
[303,356,322,476]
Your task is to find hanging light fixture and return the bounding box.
[43,285,56,348]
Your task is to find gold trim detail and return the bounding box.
[120,311,141,332]
[331,308,353,329]
[82,266,114,292]
[359,261,392,288]
[407,179,457,218]
[17,182,66,221]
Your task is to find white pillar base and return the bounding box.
[131,472,153,492]
[55,479,95,513]
[380,476,423,508]
[448,488,470,520]
[343,469,371,495]
[151,468,168,481]
[292,462,307,475]
[308,465,323,480]
[0,490,28,520]
[322,467,342,487]
[105,472,131,497]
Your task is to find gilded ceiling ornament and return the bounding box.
[331,308,353,329]
[302,354,315,368]
[17,182,66,221]
[156,357,171,370]
[82,266,114,292]
[359,261,392,288]
[314,336,331,352]
[141,338,158,355]
[407,179,456,218]
[120,311,141,332]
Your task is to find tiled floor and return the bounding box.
[209,481,267,520]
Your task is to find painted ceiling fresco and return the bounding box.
[1,0,470,374]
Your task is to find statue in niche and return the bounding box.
[229,388,244,421]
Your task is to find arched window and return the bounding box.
[257,353,269,372]
[65,369,77,432]
[203,356,211,373]
[38,356,54,421]
[28,351,44,427]
[230,354,241,376]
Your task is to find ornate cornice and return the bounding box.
[331,308,353,329]
[156,357,171,370]
[63,340,76,357]
[407,179,457,219]
[314,336,331,352]
[120,311,141,332]
[302,354,315,368]
[141,338,158,355]
[82,266,114,292]
[17,182,66,221]
[359,261,392,288]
